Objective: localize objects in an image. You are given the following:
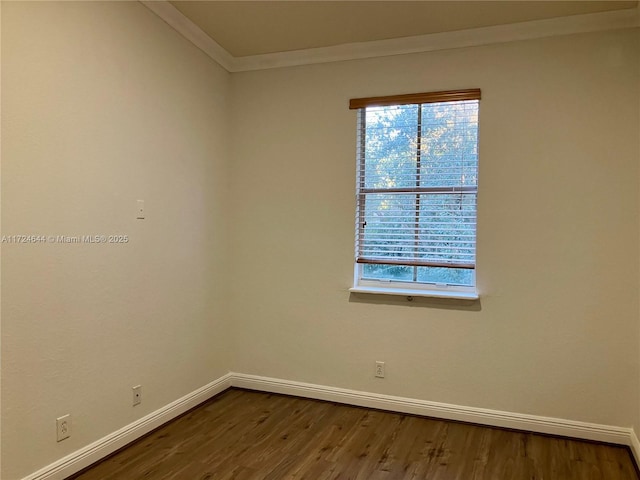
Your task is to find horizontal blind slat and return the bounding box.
[357,257,475,269]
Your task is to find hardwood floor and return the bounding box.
[71,389,639,480]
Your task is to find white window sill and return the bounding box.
[349,285,479,300]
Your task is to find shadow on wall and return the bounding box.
[348,293,482,312]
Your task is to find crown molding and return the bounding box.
[142,1,640,73]
[234,7,640,72]
[141,0,234,71]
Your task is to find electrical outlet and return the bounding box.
[56,414,71,442]
[375,361,385,378]
[132,385,142,406]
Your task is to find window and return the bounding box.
[349,89,480,299]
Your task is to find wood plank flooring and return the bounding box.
[70,389,639,480]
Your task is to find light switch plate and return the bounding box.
[136,200,145,219]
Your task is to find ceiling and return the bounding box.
[168,1,638,57]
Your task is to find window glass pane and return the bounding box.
[362,264,414,282]
[364,105,418,189]
[362,193,416,259]
[417,193,476,265]
[420,100,478,188]
[416,266,474,286]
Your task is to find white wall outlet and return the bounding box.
[56,414,71,442]
[132,385,142,406]
[375,361,385,378]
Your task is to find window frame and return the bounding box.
[349,89,481,300]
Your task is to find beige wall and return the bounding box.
[1,2,231,478]
[229,29,640,428]
[2,2,640,478]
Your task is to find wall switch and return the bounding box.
[375,361,385,378]
[56,414,71,442]
[136,200,145,219]
[133,385,142,406]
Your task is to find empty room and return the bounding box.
[2,1,640,479]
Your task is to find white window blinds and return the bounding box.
[351,89,480,283]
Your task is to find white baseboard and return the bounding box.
[630,429,640,470]
[230,372,637,450]
[22,371,639,479]
[22,373,232,480]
